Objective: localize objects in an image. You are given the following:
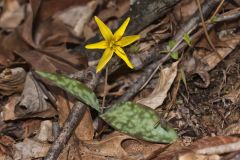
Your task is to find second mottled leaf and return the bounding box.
[100,101,178,143]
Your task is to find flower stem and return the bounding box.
[101,66,108,112]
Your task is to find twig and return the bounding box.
[196,0,223,60]
[210,0,225,20]
[196,141,240,155]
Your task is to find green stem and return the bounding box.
[101,66,108,112]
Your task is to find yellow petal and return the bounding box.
[113,17,130,41]
[94,16,113,41]
[116,35,140,47]
[114,46,134,69]
[85,40,108,49]
[96,48,114,73]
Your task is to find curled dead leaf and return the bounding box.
[0,67,26,96]
[183,34,240,88]
[15,72,56,118]
[55,1,97,37]
[13,138,50,159]
[0,0,26,30]
[138,61,179,109]
[81,132,165,160]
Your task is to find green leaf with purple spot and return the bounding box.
[100,101,177,143]
[36,71,100,112]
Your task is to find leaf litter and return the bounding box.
[0,0,240,159]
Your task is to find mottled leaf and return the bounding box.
[100,101,178,143]
[36,71,100,112]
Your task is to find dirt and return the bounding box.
[175,47,240,138]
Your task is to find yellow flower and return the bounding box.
[85,16,140,73]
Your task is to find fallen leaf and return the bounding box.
[138,61,179,109]
[75,108,94,140]
[0,0,87,73]
[22,119,42,139]
[0,67,26,96]
[56,93,94,140]
[35,120,53,143]
[0,0,26,30]
[0,135,15,160]
[179,152,220,160]
[183,34,240,88]
[81,132,165,159]
[154,136,240,160]
[15,72,57,118]
[13,138,50,159]
[55,1,97,37]
[2,95,19,120]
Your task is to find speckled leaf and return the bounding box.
[100,101,177,143]
[36,71,100,112]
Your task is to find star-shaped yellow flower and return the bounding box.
[85,16,140,73]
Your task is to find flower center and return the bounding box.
[108,39,118,48]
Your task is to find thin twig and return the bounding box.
[210,0,225,20]
[196,0,223,60]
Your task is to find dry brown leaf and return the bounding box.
[0,0,26,30]
[75,108,94,141]
[58,137,82,160]
[138,61,179,109]
[14,73,57,118]
[15,73,49,116]
[2,95,19,120]
[0,135,15,160]
[154,136,240,160]
[183,33,240,88]
[56,93,94,141]
[0,0,87,73]
[172,0,204,23]
[179,152,220,160]
[81,132,165,160]
[0,67,26,96]
[34,120,53,143]
[13,138,50,159]
[36,0,91,22]
[96,0,130,21]
[55,1,97,37]
[22,119,41,139]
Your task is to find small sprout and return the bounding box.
[183,33,192,47]
[167,40,177,50]
[210,16,218,24]
[170,51,179,60]
[130,45,140,53]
